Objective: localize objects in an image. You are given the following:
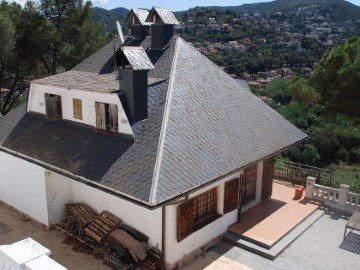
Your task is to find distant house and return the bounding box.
[0,7,307,269]
[208,17,216,24]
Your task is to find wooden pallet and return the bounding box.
[68,203,97,225]
[142,257,161,270]
[85,211,122,243]
[58,203,98,237]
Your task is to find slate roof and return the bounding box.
[72,39,121,74]
[32,71,120,92]
[126,9,152,26]
[152,39,307,202]
[146,7,179,25]
[0,32,307,206]
[121,47,155,70]
[0,104,134,181]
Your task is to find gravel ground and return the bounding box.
[0,201,112,270]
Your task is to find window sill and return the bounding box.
[193,213,222,232]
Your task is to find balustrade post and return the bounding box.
[305,176,316,199]
[338,184,350,206]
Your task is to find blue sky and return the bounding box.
[92,0,360,11]
[10,0,360,11]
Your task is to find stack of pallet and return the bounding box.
[84,211,122,243]
[58,203,97,237]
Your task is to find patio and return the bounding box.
[228,181,321,248]
[182,209,359,270]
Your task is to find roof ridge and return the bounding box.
[148,37,180,204]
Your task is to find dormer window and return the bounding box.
[95,102,118,132]
[45,93,62,121]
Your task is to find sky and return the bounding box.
[8,0,360,11]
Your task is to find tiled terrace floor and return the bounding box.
[228,181,321,248]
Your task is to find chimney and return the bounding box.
[145,7,180,50]
[126,9,151,41]
[116,47,154,123]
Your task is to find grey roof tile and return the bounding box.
[72,39,121,74]
[121,47,155,70]
[146,7,179,25]
[126,9,152,26]
[32,71,120,92]
[153,38,307,203]
[0,109,134,181]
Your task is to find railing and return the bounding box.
[313,184,339,203]
[274,160,335,186]
[347,192,360,208]
[305,177,360,214]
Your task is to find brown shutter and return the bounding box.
[224,178,240,214]
[262,157,275,200]
[177,198,195,242]
[95,102,106,129]
[45,94,62,121]
[108,104,119,132]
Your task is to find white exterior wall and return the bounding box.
[44,170,73,225]
[164,172,240,265]
[44,171,162,248]
[27,84,133,135]
[0,152,49,225]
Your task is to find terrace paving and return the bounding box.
[183,209,360,270]
[229,181,320,248]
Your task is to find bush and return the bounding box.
[301,144,321,166]
[336,147,349,162]
[349,148,360,163]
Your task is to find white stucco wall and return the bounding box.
[164,172,240,265]
[0,152,49,225]
[44,170,73,225]
[44,171,162,248]
[27,84,133,135]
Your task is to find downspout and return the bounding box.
[161,204,166,266]
[161,195,188,267]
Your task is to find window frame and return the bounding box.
[177,187,220,242]
[223,178,240,214]
[73,98,83,120]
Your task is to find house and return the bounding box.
[0,7,307,269]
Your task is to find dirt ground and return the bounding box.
[0,201,112,270]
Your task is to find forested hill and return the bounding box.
[210,0,360,20]
[92,7,129,34]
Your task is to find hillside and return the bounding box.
[212,0,360,20]
[92,7,129,34]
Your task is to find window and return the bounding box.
[177,187,219,242]
[224,178,240,214]
[73,98,83,120]
[241,164,257,205]
[45,93,62,121]
[95,102,118,132]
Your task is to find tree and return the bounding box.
[265,78,292,105]
[0,12,15,89]
[310,37,360,120]
[301,144,321,166]
[39,0,105,74]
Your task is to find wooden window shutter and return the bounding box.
[262,157,275,200]
[95,102,106,129]
[108,104,119,132]
[224,178,240,214]
[45,94,62,121]
[177,198,195,242]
